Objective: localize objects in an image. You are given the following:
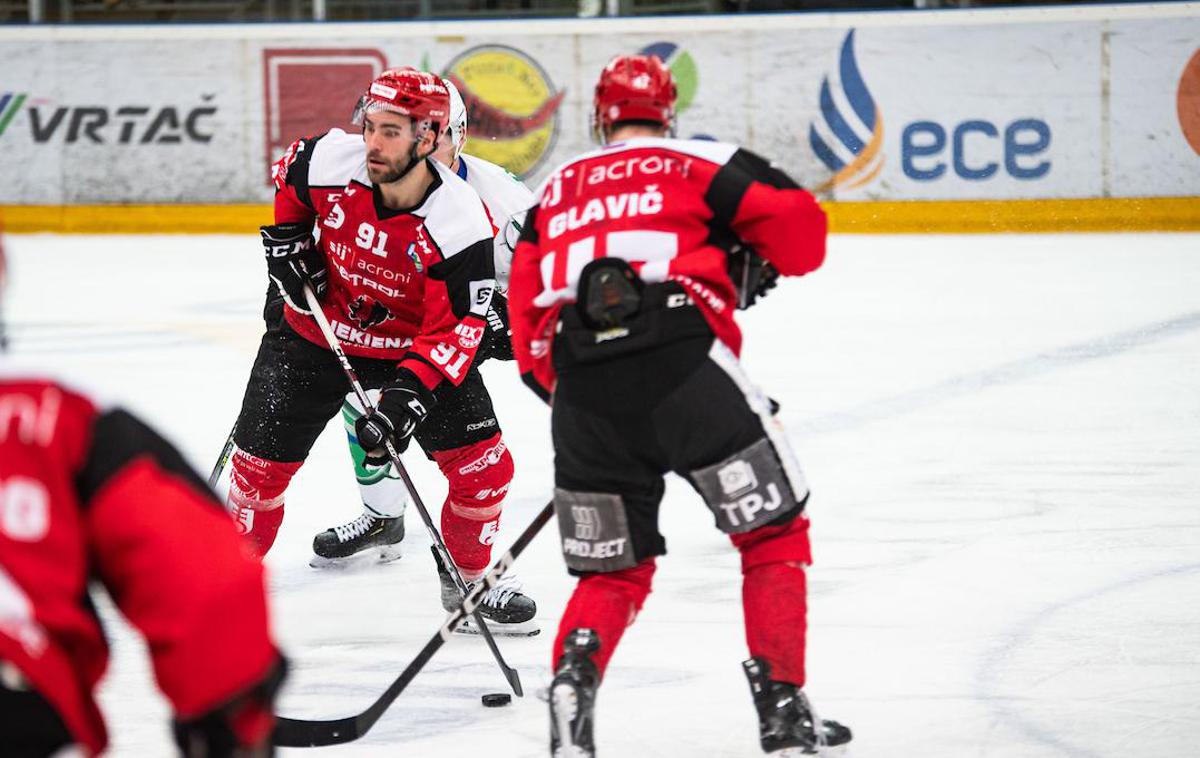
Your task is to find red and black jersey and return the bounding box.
[272,129,497,390]
[0,373,279,756]
[508,137,826,399]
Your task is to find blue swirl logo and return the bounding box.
[810,30,883,192]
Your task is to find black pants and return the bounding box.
[233,318,499,463]
[551,288,802,572]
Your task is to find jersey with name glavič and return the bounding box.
[509,136,827,398]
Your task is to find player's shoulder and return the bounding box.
[460,154,526,190]
[0,366,102,445]
[304,129,368,188]
[417,160,493,256]
[460,154,534,218]
[272,128,367,192]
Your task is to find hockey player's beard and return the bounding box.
[367,151,414,185]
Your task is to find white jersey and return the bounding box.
[458,153,535,293]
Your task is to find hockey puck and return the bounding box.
[481,693,512,707]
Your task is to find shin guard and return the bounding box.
[227,450,301,558]
[432,433,514,578]
[553,558,656,679]
[341,394,408,519]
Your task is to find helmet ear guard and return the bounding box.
[442,76,469,162]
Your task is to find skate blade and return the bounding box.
[308,544,402,569]
[455,616,541,637]
[776,744,850,758]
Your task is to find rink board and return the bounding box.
[3,196,1200,234]
[0,2,1198,228]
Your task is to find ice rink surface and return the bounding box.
[4,231,1199,757]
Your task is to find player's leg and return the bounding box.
[415,369,536,634]
[661,340,850,753]
[308,389,408,564]
[548,399,668,758]
[227,324,346,557]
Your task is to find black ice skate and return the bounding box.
[550,627,600,758]
[433,546,540,636]
[743,657,853,756]
[309,512,404,567]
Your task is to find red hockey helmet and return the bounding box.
[592,54,678,142]
[352,67,451,141]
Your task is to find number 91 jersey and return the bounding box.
[272,129,496,390]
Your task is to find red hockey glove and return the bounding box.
[261,223,328,314]
[355,370,436,465]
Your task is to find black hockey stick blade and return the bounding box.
[272,501,555,747]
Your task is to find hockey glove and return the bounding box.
[479,293,515,362]
[728,244,779,310]
[261,222,328,314]
[355,371,436,465]
[172,656,286,758]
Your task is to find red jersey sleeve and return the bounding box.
[703,148,827,277]
[508,203,554,403]
[397,233,496,390]
[271,135,319,226]
[78,410,280,719]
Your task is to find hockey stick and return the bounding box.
[299,284,523,697]
[273,500,554,747]
[207,421,237,489]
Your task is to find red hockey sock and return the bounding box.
[228,501,285,558]
[742,562,808,686]
[228,451,301,558]
[441,498,500,578]
[733,515,812,686]
[553,559,656,678]
[432,434,514,579]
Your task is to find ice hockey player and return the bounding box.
[508,55,853,755]
[227,67,536,634]
[0,247,286,756]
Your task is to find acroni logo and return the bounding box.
[0,93,27,138]
[639,42,698,113]
[810,31,883,193]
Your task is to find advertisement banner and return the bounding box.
[0,6,1196,205]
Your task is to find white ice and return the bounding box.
[3,231,1199,758]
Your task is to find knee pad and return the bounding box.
[691,437,803,534]
[731,511,812,573]
[432,433,514,519]
[228,449,301,511]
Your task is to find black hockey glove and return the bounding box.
[261,222,328,314]
[172,656,286,758]
[355,371,436,465]
[478,293,514,362]
[728,244,779,310]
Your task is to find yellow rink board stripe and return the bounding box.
[2,197,1198,234]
